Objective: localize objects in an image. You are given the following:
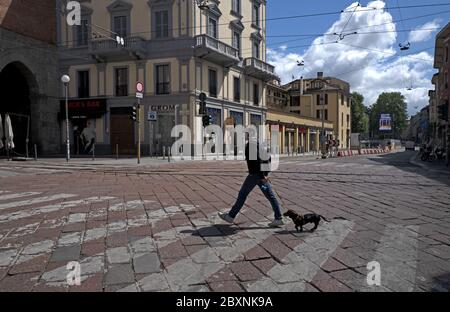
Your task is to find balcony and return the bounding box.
[89,36,146,61]
[194,35,240,67]
[243,57,278,82]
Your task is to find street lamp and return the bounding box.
[61,74,71,162]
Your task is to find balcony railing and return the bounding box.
[89,36,146,58]
[194,35,240,66]
[243,57,278,81]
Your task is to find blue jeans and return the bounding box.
[229,174,282,220]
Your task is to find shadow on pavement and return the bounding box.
[370,151,450,186]
[431,273,450,291]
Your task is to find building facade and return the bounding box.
[266,80,334,154]
[0,0,59,155]
[432,22,450,164]
[58,0,277,156]
[273,73,352,149]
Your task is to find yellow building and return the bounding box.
[283,73,352,149]
[58,0,277,155]
[266,80,334,154]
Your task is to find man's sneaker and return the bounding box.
[218,212,234,224]
[268,219,285,228]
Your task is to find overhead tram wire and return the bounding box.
[394,0,412,90]
[53,2,450,45]
[334,2,361,40]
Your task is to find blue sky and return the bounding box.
[265,0,450,116]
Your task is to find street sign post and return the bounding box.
[135,82,144,164]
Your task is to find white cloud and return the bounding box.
[408,19,441,43]
[267,1,435,116]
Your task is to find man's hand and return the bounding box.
[260,177,270,184]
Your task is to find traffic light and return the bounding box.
[199,92,207,115]
[131,105,137,122]
[438,104,449,121]
[202,115,212,127]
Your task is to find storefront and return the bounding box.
[59,98,107,155]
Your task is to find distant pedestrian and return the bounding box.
[219,136,284,228]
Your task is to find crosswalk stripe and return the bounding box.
[0,196,115,223]
[0,192,41,201]
[359,224,419,292]
[245,220,354,291]
[117,215,288,292]
[27,202,199,283]
[0,194,77,211]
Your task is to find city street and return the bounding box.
[0,151,449,292]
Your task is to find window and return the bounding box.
[208,17,217,38]
[253,83,259,105]
[115,68,128,96]
[209,69,217,98]
[291,97,300,107]
[252,4,260,27]
[325,109,328,120]
[234,77,240,102]
[341,94,344,105]
[77,71,89,98]
[253,42,260,59]
[317,94,320,105]
[445,72,448,89]
[76,19,89,46]
[155,10,169,38]
[156,65,170,95]
[113,15,127,38]
[232,31,241,53]
[445,46,448,62]
[316,110,321,119]
[341,113,344,127]
[325,94,328,105]
[232,0,241,14]
[347,114,350,125]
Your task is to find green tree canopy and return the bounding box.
[369,92,408,139]
[351,92,369,134]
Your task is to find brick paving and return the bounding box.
[0,152,449,292]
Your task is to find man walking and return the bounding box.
[219,137,284,227]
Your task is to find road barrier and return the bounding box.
[338,148,391,158]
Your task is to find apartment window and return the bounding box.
[253,83,259,105]
[77,71,89,98]
[291,97,300,107]
[252,4,260,27]
[253,42,260,59]
[209,69,217,98]
[208,17,218,38]
[232,0,241,14]
[156,65,170,95]
[155,10,169,38]
[234,77,240,102]
[325,94,329,105]
[341,94,344,105]
[445,46,448,62]
[341,113,344,127]
[113,15,127,38]
[115,68,128,96]
[232,31,241,53]
[325,109,328,120]
[317,94,320,105]
[347,114,350,125]
[316,110,321,119]
[76,19,89,46]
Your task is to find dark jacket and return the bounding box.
[245,142,271,178]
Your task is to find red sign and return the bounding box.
[136,81,144,93]
[60,98,107,118]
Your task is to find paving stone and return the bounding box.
[106,247,131,264]
[209,281,244,292]
[132,253,161,274]
[105,264,135,285]
[50,245,81,262]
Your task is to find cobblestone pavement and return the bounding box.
[0,151,449,292]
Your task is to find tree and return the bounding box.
[369,92,408,139]
[351,92,369,134]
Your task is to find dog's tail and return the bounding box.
[319,215,331,222]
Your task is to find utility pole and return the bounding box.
[137,99,141,164]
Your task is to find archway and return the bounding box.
[0,62,38,156]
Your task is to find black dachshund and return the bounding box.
[283,209,331,232]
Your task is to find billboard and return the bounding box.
[379,114,392,131]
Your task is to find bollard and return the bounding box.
[34,144,37,161]
[168,147,171,163]
[163,146,166,160]
[116,144,119,160]
[92,144,95,161]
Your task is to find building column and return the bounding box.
[280,125,284,154]
[306,129,310,153]
[294,128,299,154]
[315,131,320,152]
